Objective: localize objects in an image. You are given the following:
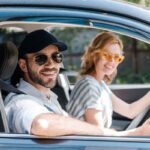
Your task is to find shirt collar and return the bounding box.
[17,78,58,100]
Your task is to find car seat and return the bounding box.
[0,41,19,133]
[52,68,70,110]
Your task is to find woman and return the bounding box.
[67,32,150,130]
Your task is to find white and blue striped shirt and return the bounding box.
[67,75,113,128]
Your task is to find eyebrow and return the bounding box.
[34,53,45,57]
[34,51,60,57]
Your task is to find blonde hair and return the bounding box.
[80,31,123,84]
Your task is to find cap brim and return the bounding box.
[53,41,67,51]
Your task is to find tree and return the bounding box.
[124,0,150,7]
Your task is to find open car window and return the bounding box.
[1,24,150,134]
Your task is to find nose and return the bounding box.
[108,55,115,62]
[45,57,55,67]
[111,57,116,62]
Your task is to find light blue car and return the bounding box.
[0,0,150,149]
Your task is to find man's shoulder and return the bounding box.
[4,92,21,104]
[4,92,42,106]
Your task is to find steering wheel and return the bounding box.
[126,106,150,130]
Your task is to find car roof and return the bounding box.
[0,0,149,44]
[0,0,150,24]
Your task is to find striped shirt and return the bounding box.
[5,79,68,134]
[66,75,113,128]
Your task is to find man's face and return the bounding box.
[20,45,62,89]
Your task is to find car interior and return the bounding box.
[0,22,150,135]
[0,41,19,133]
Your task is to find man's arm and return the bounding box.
[31,113,150,137]
[31,113,105,136]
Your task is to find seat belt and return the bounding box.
[0,93,9,133]
[0,79,24,94]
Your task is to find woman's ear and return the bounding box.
[18,59,28,73]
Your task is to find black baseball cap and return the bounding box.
[19,29,67,58]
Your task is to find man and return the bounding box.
[4,29,150,136]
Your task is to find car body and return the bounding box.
[0,0,150,149]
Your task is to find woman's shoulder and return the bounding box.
[75,75,100,90]
[80,75,98,83]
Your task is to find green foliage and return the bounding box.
[125,0,141,3]
[50,27,94,51]
[123,0,150,7]
[137,41,150,51]
[114,71,150,84]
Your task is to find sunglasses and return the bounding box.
[29,52,63,66]
[99,51,124,63]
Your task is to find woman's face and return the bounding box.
[95,43,124,79]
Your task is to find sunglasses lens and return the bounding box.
[104,53,112,61]
[52,52,63,63]
[101,52,111,61]
[100,51,124,63]
[115,55,124,63]
[35,54,48,65]
[33,52,63,65]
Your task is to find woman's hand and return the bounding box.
[138,118,150,136]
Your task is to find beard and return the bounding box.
[27,65,58,89]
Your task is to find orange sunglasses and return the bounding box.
[99,51,124,63]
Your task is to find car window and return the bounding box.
[1,24,150,137]
[1,26,150,86]
[44,26,150,85]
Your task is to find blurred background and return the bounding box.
[0,0,149,85]
[122,0,150,7]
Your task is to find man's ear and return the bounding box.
[18,59,28,73]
